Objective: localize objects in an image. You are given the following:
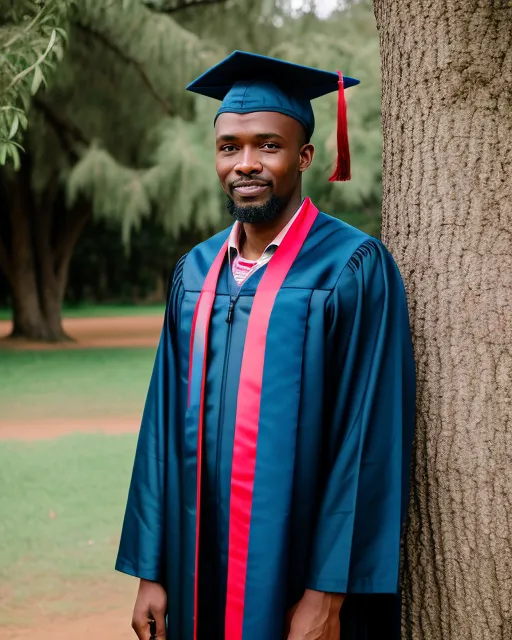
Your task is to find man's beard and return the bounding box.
[226,194,287,224]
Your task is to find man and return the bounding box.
[116,51,415,640]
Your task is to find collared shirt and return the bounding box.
[228,202,303,286]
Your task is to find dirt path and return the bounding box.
[0,574,139,639]
[0,315,162,350]
[0,416,141,441]
[0,607,135,640]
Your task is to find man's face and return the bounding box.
[215,111,314,223]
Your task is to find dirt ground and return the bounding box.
[0,315,161,639]
[0,606,136,640]
[0,315,162,350]
[0,415,142,440]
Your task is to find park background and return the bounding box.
[1,1,511,640]
[0,1,381,638]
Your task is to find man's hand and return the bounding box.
[132,579,167,639]
[286,589,345,640]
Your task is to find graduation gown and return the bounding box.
[116,199,416,640]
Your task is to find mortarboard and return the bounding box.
[186,50,360,181]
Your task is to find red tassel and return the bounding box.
[328,70,351,182]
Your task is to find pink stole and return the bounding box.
[187,198,319,640]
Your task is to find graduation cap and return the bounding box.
[187,50,360,181]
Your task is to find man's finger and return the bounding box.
[150,611,166,639]
[131,616,149,640]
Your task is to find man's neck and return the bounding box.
[240,195,302,261]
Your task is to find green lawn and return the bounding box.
[0,304,165,321]
[0,348,156,422]
[0,434,138,624]
[0,336,158,624]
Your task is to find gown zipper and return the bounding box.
[226,289,242,324]
[214,258,242,604]
[217,288,241,496]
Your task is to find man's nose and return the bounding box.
[235,147,263,175]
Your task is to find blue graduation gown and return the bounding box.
[116,210,416,640]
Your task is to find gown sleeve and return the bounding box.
[306,239,415,595]
[115,254,187,584]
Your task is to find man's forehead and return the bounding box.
[215,111,300,138]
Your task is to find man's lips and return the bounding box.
[231,181,270,197]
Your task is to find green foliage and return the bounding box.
[23,0,225,242]
[141,110,223,235]
[0,0,73,167]
[67,146,152,245]
[176,0,286,54]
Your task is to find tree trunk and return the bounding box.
[8,163,49,339]
[373,1,512,639]
[1,166,90,342]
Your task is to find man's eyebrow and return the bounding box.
[254,132,285,140]
[216,132,285,142]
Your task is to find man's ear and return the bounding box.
[299,144,315,173]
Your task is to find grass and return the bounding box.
[0,304,166,321]
[0,322,158,625]
[0,434,138,624]
[0,348,156,422]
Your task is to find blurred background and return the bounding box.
[0,0,381,637]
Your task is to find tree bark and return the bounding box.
[8,163,48,339]
[373,1,512,639]
[2,166,90,342]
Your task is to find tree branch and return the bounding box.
[75,23,173,116]
[34,96,90,160]
[145,0,227,14]
[54,201,90,270]
[54,201,91,300]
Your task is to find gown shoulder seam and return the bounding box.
[165,253,188,301]
[336,237,380,281]
[324,238,382,305]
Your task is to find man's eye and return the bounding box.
[262,143,279,150]
[221,145,237,152]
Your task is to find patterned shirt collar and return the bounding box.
[228,200,304,259]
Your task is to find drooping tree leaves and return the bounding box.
[0,0,74,167]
